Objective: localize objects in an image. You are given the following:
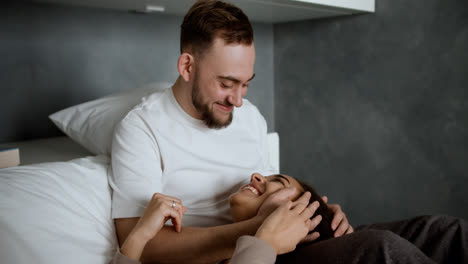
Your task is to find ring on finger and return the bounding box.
[172,200,176,209]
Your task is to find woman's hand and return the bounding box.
[120,193,186,261]
[321,196,354,237]
[256,187,298,221]
[134,193,187,241]
[255,192,322,255]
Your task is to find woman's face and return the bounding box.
[229,173,304,222]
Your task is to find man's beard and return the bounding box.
[191,72,233,129]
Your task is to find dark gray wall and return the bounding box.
[0,2,274,143]
[274,0,468,225]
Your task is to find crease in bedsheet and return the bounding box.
[0,157,117,246]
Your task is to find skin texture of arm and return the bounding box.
[115,216,264,264]
[115,187,301,264]
[117,193,186,262]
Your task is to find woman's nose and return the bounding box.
[250,173,265,183]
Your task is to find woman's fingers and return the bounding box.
[291,192,311,210]
[291,200,308,215]
[298,201,319,221]
[153,193,183,207]
[167,205,183,232]
[164,199,185,233]
[309,214,322,231]
[300,213,322,243]
[148,193,187,233]
[152,193,186,217]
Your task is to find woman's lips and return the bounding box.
[216,103,233,112]
[240,184,261,196]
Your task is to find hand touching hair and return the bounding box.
[296,179,335,243]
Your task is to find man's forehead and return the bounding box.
[204,38,255,61]
[197,38,255,84]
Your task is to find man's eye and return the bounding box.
[221,83,233,88]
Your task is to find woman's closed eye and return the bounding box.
[267,176,289,188]
[270,178,285,186]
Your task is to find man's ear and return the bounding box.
[177,52,194,82]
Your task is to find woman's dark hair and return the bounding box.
[296,179,335,243]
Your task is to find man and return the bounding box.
[109,1,351,263]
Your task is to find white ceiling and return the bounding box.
[31,0,368,23]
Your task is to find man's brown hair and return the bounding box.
[180,0,254,56]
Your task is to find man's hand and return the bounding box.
[322,196,354,237]
[256,187,297,220]
[255,193,322,255]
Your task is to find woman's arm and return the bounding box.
[114,187,301,264]
[110,193,186,264]
[229,192,322,264]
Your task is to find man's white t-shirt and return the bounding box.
[109,87,276,227]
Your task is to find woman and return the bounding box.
[112,173,468,264]
[230,173,468,264]
[110,181,323,264]
[229,173,352,242]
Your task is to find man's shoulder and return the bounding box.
[116,89,171,132]
[123,90,169,119]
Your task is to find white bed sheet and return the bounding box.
[0,156,117,264]
[0,133,279,263]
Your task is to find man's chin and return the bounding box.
[203,112,233,129]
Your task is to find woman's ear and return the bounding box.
[177,52,194,82]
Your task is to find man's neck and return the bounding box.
[172,76,202,120]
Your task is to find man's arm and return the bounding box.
[115,216,263,264]
[115,187,303,264]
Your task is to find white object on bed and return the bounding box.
[49,82,171,155]
[0,156,117,264]
[0,132,280,168]
[48,81,281,167]
[0,131,279,264]
[267,132,280,172]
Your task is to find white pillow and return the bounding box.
[49,82,172,155]
[267,132,280,171]
[0,156,117,264]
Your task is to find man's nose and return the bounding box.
[228,87,243,107]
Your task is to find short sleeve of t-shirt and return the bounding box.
[109,112,163,219]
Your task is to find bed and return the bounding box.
[0,82,280,264]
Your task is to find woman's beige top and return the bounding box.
[109,235,276,264]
